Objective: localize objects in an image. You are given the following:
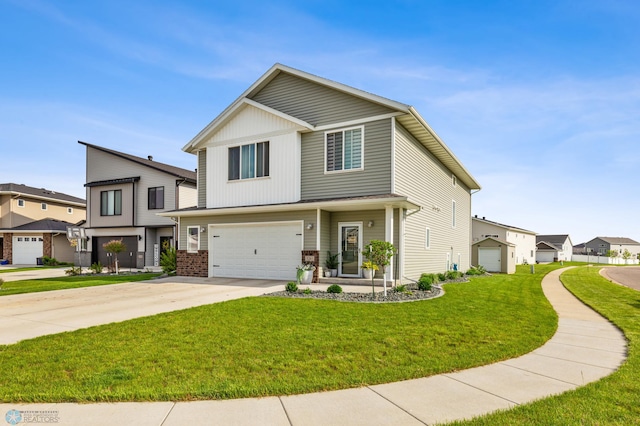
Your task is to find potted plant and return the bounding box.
[361,260,379,280]
[325,251,339,277]
[296,263,316,285]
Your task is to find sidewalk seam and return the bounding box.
[278,396,294,426]
[158,401,176,426]
[365,386,429,425]
[442,374,520,406]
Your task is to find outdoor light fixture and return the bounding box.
[306,223,314,230]
[368,220,374,228]
[138,235,143,241]
[200,227,206,233]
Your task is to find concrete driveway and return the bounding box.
[0,267,69,282]
[0,277,285,345]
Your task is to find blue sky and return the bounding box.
[2,0,639,244]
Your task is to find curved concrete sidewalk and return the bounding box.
[0,268,627,425]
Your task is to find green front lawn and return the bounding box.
[455,266,639,425]
[0,273,161,296]
[0,264,562,402]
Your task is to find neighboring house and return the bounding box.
[79,141,197,268]
[160,63,481,282]
[0,183,86,264]
[472,216,537,267]
[536,234,573,263]
[584,236,640,258]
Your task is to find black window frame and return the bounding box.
[228,141,269,181]
[100,189,122,216]
[148,186,165,210]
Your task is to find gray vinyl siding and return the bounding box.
[301,119,393,200]
[198,150,207,208]
[394,122,472,278]
[179,210,317,251]
[250,72,396,127]
[85,147,179,228]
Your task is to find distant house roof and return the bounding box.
[0,218,77,233]
[0,183,85,206]
[78,141,197,183]
[536,241,559,251]
[590,236,640,245]
[536,235,571,251]
[472,216,536,235]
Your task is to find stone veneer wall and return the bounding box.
[43,233,52,258]
[301,250,319,283]
[2,233,12,263]
[177,250,208,277]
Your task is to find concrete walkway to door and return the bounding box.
[0,276,285,345]
[0,268,628,425]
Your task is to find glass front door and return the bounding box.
[339,223,362,277]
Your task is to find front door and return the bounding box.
[339,223,362,277]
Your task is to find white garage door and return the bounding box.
[210,222,303,280]
[13,236,43,264]
[478,247,501,272]
[536,251,555,263]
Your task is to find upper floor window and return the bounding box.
[17,199,25,207]
[452,174,457,187]
[100,189,122,216]
[326,127,363,172]
[148,186,165,209]
[67,207,73,214]
[228,141,269,181]
[41,203,48,211]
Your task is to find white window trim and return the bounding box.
[452,174,457,187]
[425,227,431,249]
[452,200,456,228]
[17,199,25,207]
[186,226,200,253]
[324,125,365,174]
[67,207,73,214]
[227,140,270,182]
[41,203,48,211]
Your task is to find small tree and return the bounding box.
[160,246,177,275]
[103,239,126,274]
[362,240,397,297]
[622,249,632,260]
[606,249,619,258]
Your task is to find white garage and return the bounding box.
[478,247,501,272]
[209,222,303,280]
[12,236,43,264]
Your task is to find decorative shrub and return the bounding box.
[160,246,177,275]
[42,256,59,266]
[418,273,436,291]
[466,265,486,276]
[437,272,447,282]
[65,266,82,276]
[89,262,103,274]
[327,284,343,294]
[446,270,463,280]
[285,281,299,292]
[303,287,312,295]
[394,284,409,293]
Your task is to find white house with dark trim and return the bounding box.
[161,64,481,282]
[536,234,573,263]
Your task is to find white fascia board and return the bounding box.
[158,197,421,218]
[4,192,86,207]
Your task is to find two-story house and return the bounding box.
[0,183,86,264]
[161,64,481,282]
[536,234,573,263]
[79,142,197,268]
[472,216,537,270]
[584,236,640,258]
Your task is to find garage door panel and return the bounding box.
[211,223,302,280]
[12,236,44,264]
[478,247,501,272]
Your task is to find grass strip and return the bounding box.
[0,264,564,402]
[453,266,640,425]
[0,273,161,296]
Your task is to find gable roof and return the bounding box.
[472,216,536,235]
[183,63,480,190]
[536,241,560,251]
[0,183,85,206]
[536,234,571,248]
[472,236,515,247]
[590,236,640,245]
[0,218,77,233]
[78,141,197,183]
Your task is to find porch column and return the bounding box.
[385,205,394,281]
